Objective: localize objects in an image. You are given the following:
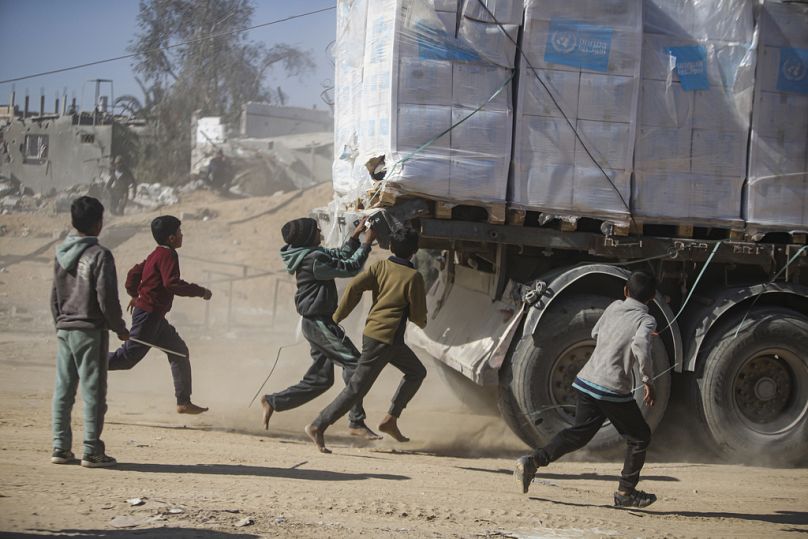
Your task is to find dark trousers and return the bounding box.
[108,307,192,405]
[108,190,127,215]
[313,335,427,430]
[532,390,651,492]
[265,317,367,426]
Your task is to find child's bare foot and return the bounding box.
[304,424,332,454]
[378,414,409,442]
[261,398,274,430]
[177,402,208,414]
[348,424,382,440]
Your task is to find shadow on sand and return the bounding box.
[111,461,408,482]
[2,529,258,539]
[456,466,680,482]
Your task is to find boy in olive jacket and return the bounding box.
[305,227,428,453]
[261,216,379,439]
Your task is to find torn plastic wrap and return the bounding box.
[746,1,808,232]
[331,0,521,208]
[510,0,642,223]
[632,0,756,225]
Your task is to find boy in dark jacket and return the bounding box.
[514,271,659,508]
[260,217,379,439]
[51,196,129,468]
[108,215,212,414]
[305,227,428,453]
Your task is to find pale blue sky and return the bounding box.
[0,1,336,112]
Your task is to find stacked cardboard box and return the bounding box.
[632,0,756,225]
[746,1,808,231]
[333,0,521,203]
[510,0,642,221]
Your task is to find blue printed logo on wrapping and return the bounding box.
[777,48,808,94]
[667,45,709,91]
[544,20,612,72]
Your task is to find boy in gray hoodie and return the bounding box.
[50,196,129,468]
[514,271,659,508]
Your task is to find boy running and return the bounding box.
[108,215,212,414]
[514,271,659,508]
[260,217,379,439]
[51,196,128,468]
[305,227,428,453]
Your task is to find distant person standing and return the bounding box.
[106,156,136,215]
[207,149,233,194]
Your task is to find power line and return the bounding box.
[0,5,336,85]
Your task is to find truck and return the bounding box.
[316,198,808,465]
[320,0,808,464]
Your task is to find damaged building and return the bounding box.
[191,103,333,196]
[0,87,144,196]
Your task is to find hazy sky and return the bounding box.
[0,1,337,113]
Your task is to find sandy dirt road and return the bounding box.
[1,189,807,537]
[0,331,806,539]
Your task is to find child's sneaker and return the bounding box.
[614,489,657,508]
[514,455,538,494]
[51,449,76,464]
[81,453,117,468]
[177,402,208,414]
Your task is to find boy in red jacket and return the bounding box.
[108,215,212,414]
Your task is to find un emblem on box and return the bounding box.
[778,48,808,94]
[544,19,612,72]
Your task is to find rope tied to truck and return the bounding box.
[731,244,808,339]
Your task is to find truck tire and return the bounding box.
[691,307,808,465]
[503,294,671,454]
[498,355,542,447]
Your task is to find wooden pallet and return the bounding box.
[434,200,506,225]
[627,220,746,241]
[367,187,507,225]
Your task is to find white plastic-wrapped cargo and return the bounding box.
[747,1,808,232]
[332,0,521,205]
[511,0,642,222]
[333,0,370,197]
[632,0,756,225]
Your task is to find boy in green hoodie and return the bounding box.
[50,196,129,468]
[260,217,379,439]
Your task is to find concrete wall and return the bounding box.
[240,103,332,138]
[0,116,114,193]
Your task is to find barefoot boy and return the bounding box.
[514,271,659,508]
[261,217,379,439]
[51,196,128,468]
[305,227,428,453]
[108,215,211,414]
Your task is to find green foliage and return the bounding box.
[129,0,314,184]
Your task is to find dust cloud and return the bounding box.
[1,186,800,468]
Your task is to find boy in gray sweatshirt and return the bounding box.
[514,271,659,508]
[50,196,129,468]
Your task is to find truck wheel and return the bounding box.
[498,354,543,447]
[503,294,671,453]
[692,307,808,465]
